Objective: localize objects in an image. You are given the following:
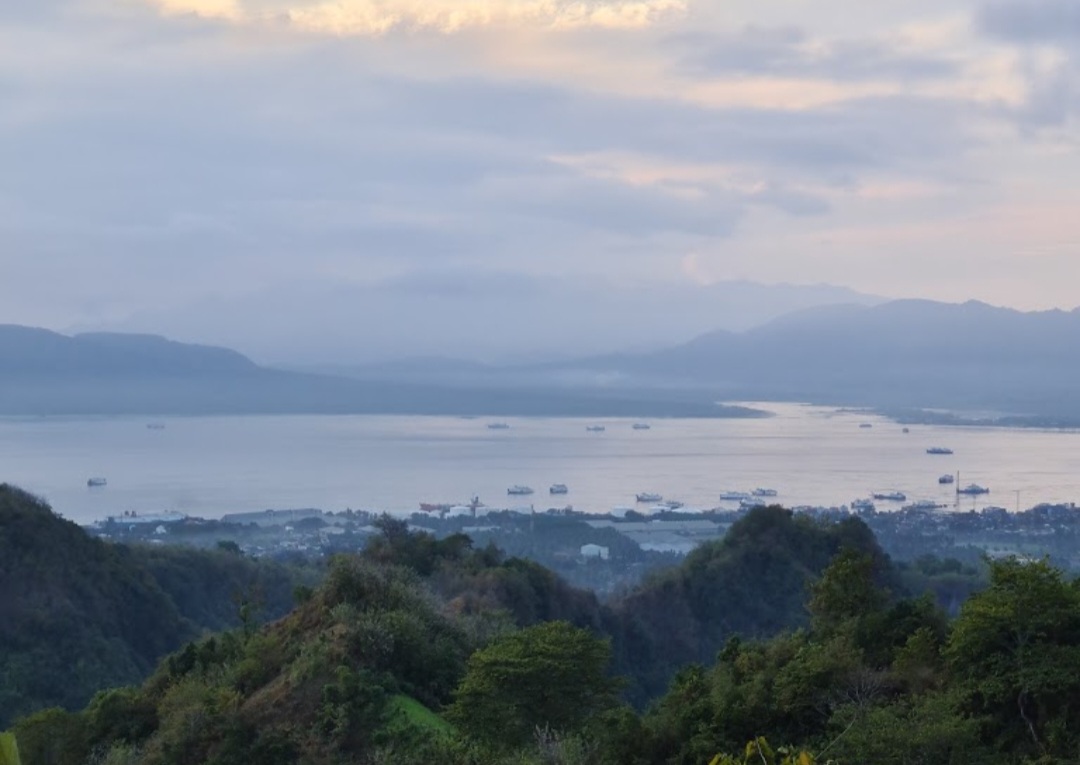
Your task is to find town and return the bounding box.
[85,496,1080,594]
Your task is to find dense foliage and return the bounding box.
[14,494,1080,764]
[0,485,305,727]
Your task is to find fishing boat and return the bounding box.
[938,474,955,485]
[549,484,569,495]
[636,492,662,503]
[87,477,107,487]
[926,447,954,455]
[872,491,907,502]
[957,484,990,496]
[507,485,534,496]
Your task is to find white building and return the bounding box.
[580,544,610,560]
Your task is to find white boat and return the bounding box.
[87,477,107,488]
[938,474,955,485]
[872,491,907,501]
[636,492,662,503]
[632,423,651,430]
[851,498,876,512]
[739,497,766,508]
[487,422,510,430]
[549,484,569,495]
[926,447,953,455]
[957,484,990,496]
[661,500,684,510]
[507,485,534,495]
[719,491,751,501]
[586,425,606,432]
[752,488,778,497]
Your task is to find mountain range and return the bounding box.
[5,298,1080,421]
[69,275,884,365]
[553,299,1080,420]
[0,325,745,418]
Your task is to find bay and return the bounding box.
[1,403,1078,525]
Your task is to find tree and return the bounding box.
[808,549,886,635]
[946,558,1080,759]
[446,621,619,748]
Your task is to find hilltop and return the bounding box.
[0,485,301,727]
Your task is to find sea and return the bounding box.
[2,402,1079,526]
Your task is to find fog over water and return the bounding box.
[2,403,1078,525]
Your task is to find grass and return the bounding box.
[0,732,21,765]
[389,695,455,736]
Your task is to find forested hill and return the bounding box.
[0,488,956,730]
[10,506,1067,765]
[607,505,900,702]
[0,485,302,727]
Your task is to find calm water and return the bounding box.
[1,403,1078,525]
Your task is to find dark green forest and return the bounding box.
[4,484,1075,764]
[0,485,307,727]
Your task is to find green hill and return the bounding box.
[0,485,301,727]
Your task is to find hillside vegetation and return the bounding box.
[7,507,1079,763]
[0,485,303,727]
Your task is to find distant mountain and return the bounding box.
[71,275,885,365]
[556,300,1080,420]
[0,325,756,418]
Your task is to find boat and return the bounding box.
[636,492,662,503]
[661,500,684,510]
[740,497,766,509]
[146,423,166,430]
[938,474,955,485]
[957,484,990,496]
[586,425,606,432]
[487,422,510,430]
[419,502,453,512]
[549,484,569,495]
[859,423,873,429]
[507,485,534,496]
[902,427,910,433]
[632,423,651,430]
[872,491,907,501]
[926,447,954,455]
[752,488,778,497]
[851,498,876,512]
[719,491,751,501]
[87,477,107,487]
[906,499,943,511]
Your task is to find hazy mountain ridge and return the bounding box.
[70,276,886,366]
[0,326,752,418]
[0,326,259,378]
[565,299,1080,418]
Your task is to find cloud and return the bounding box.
[4,0,1080,353]
[147,0,687,33]
[977,0,1080,44]
[675,25,961,83]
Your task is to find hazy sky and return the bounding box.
[3,0,1080,337]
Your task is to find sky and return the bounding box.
[2,0,1080,360]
